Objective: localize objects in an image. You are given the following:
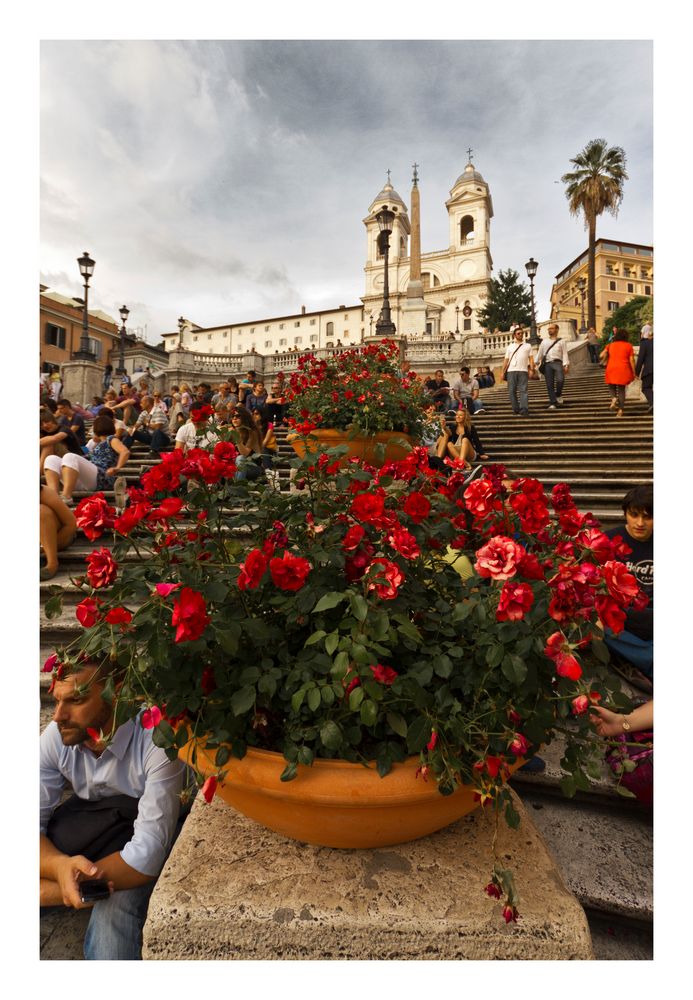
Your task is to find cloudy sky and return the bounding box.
[40,39,652,343]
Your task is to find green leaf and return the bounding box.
[386,712,408,738]
[486,643,505,668]
[332,650,350,676]
[230,685,256,716]
[215,627,240,656]
[44,593,64,620]
[360,699,378,727]
[350,594,368,623]
[319,720,343,750]
[348,686,364,711]
[321,685,335,705]
[407,716,432,754]
[305,630,326,646]
[307,687,321,712]
[591,638,611,664]
[280,762,298,782]
[376,754,393,778]
[215,746,231,767]
[297,745,314,766]
[501,654,528,685]
[325,632,339,656]
[291,688,306,712]
[615,783,637,799]
[559,774,577,798]
[451,601,474,622]
[313,592,347,613]
[504,800,521,829]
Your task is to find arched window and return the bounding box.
[460,215,475,244]
[400,236,406,256]
[326,321,334,336]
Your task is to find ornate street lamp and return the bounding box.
[374,205,397,338]
[369,314,374,336]
[455,305,460,335]
[117,304,130,375]
[577,276,587,335]
[73,251,96,359]
[524,256,539,346]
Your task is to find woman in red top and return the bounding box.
[600,329,636,417]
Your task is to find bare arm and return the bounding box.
[105,437,130,477]
[590,701,653,737]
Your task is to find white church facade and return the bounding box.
[162,158,493,356]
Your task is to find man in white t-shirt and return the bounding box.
[451,368,486,414]
[174,403,219,452]
[501,327,536,416]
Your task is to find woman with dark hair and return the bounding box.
[43,413,130,505]
[230,406,264,481]
[600,328,636,417]
[252,406,278,470]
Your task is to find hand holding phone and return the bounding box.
[79,878,112,904]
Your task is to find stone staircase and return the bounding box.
[39,370,653,958]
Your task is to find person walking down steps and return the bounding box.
[537,324,570,410]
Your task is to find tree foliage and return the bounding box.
[601,295,652,344]
[476,268,533,331]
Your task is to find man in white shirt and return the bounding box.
[452,367,486,414]
[536,324,570,410]
[174,403,219,452]
[501,327,536,416]
[40,657,186,959]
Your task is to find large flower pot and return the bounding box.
[288,429,415,468]
[178,738,522,848]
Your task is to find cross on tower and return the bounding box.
[386,168,391,184]
[412,162,419,186]
[466,146,474,163]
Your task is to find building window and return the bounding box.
[294,336,302,345]
[310,318,316,325]
[294,321,300,327]
[574,297,579,306]
[250,327,255,333]
[223,331,228,337]
[265,340,272,348]
[279,323,284,330]
[208,334,212,340]
[606,264,615,275]
[279,338,287,346]
[627,283,634,293]
[459,215,474,243]
[645,285,651,295]
[193,335,198,342]
[623,266,632,278]
[609,281,616,291]
[326,321,334,336]
[310,334,318,342]
[45,323,66,349]
[463,318,472,331]
[343,314,348,320]
[264,325,270,332]
[607,301,619,312]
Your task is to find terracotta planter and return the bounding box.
[178,738,523,848]
[288,428,415,468]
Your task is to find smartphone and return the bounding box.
[79,878,111,903]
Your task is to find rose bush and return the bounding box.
[45,416,646,922]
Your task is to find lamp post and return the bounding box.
[455,305,459,335]
[369,314,374,336]
[524,256,539,346]
[73,251,96,359]
[375,205,397,338]
[577,276,587,335]
[117,305,130,375]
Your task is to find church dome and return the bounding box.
[369,177,408,215]
[452,161,487,189]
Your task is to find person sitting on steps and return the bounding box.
[43,414,130,506]
[444,408,489,469]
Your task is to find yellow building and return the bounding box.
[550,239,653,331]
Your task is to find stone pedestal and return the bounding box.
[399,298,428,339]
[142,790,593,960]
[61,360,103,408]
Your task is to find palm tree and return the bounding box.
[561,139,628,330]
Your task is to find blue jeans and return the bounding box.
[234,455,263,481]
[588,344,600,363]
[604,627,653,680]
[506,371,529,414]
[123,428,170,453]
[544,361,564,406]
[84,881,156,960]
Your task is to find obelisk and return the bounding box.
[400,163,428,338]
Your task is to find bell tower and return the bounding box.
[445,152,494,288]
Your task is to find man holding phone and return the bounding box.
[40,657,186,960]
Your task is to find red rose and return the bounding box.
[76,597,101,628]
[85,548,118,589]
[344,676,361,696]
[345,540,376,582]
[342,525,366,551]
[602,560,640,604]
[517,550,545,580]
[104,607,132,625]
[114,501,151,536]
[555,652,582,681]
[191,404,214,424]
[632,589,650,612]
[463,479,502,520]
[544,631,568,659]
[558,508,586,537]
[571,695,589,715]
[551,482,575,512]
[42,653,59,673]
[370,664,398,685]
[502,905,519,924]
[595,595,627,635]
[389,527,421,560]
[350,491,386,525]
[475,536,524,580]
[238,548,268,590]
[496,581,534,622]
[367,558,404,600]
[402,491,431,524]
[201,775,218,804]
[426,730,438,752]
[149,496,185,520]
[213,440,238,475]
[141,706,162,729]
[485,882,502,899]
[575,528,614,564]
[609,534,633,559]
[75,493,115,541]
[155,583,181,597]
[171,587,210,642]
[510,493,550,534]
[508,733,529,756]
[269,551,312,592]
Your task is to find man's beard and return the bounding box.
[57,723,90,746]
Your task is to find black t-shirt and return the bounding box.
[605,526,653,640]
[59,412,86,447]
[425,379,450,397]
